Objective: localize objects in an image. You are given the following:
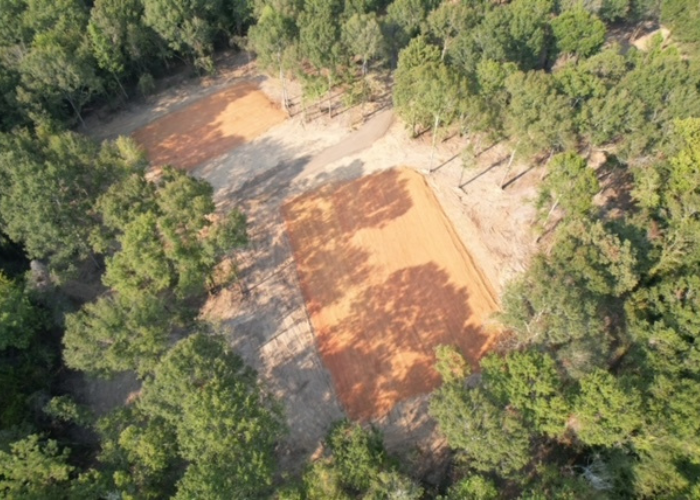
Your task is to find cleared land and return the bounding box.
[88,60,537,473]
[283,168,500,420]
[132,82,285,169]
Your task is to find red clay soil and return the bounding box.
[283,168,500,421]
[132,82,285,170]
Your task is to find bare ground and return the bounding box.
[86,61,538,479]
[283,168,499,421]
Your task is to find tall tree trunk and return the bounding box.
[538,195,561,239]
[278,52,289,115]
[429,114,441,172]
[327,71,332,119]
[500,140,520,189]
[302,93,308,123]
[441,39,448,61]
[114,74,128,100]
[67,95,86,128]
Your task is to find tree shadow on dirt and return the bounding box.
[133,83,283,170]
[282,169,413,312]
[320,262,489,421]
[217,277,345,475]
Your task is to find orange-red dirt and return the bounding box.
[132,82,285,170]
[283,168,500,420]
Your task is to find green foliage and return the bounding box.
[393,37,462,140]
[102,168,220,301]
[63,292,172,376]
[65,163,245,376]
[0,273,39,350]
[632,118,700,275]
[661,0,700,48]
[342,12,383,75]
[505,71,576,155]
[292,420,421,499]
[599,0,631,22]
[551,8,606,58]
[0,0,103,125]
[441,475,498,500]
[43,396,92,427]
[537,152,600,220]
[551,220,639,297]
[0,434,73,499]
[140,333,285,499]
[393,37,441,134]
[435,344,469,383]
[326,421,386,492]
[384,0,435,58]
[96,407,179,499]
[141,0,225,65]
[299,0,343,73]
[476,0,555,71]
[572,370,642,447]
[425,1,473,61]
[88,0,163,90]
[207,209,249,256]
[248,5,298,75]
[482,351,570,438]
[498,255,613,376]
[581,44,700,159]
[627,275,700,376]
[0,131,138,277]
[430,350,532,476]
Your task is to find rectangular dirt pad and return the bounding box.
[283,168,499,420]
[132,82,285,170]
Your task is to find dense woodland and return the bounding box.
[1,0,700,497]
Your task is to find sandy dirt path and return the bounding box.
[302,109,394,172]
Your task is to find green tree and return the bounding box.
[325,421,386,492]
[299,0,343,117]
[551,8,606,59]
[505,71,576,157]
[342,13,382,78]
[0,130,133,277]
[13,0,101,126]
[426,0,471,61]
[537,152,600,222]
[65,164,246,376]
[286,420,421,499]
[63,292,172,376]
[441,475,498,500]
[383,0,436,62]
[142,0,231,70]
[140,333,285,499]
[482,351,570,438]
[476,0,555,71]
[96,407,179,499]
[393,37,441,136]
[0,434,73,499]
[662,0,700,50]
[249,5,298,112]
[498,257,612,376]
[573,369,642,447]
[88,0,164,98]
[430,348,532,476]
[0,273,40,351]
